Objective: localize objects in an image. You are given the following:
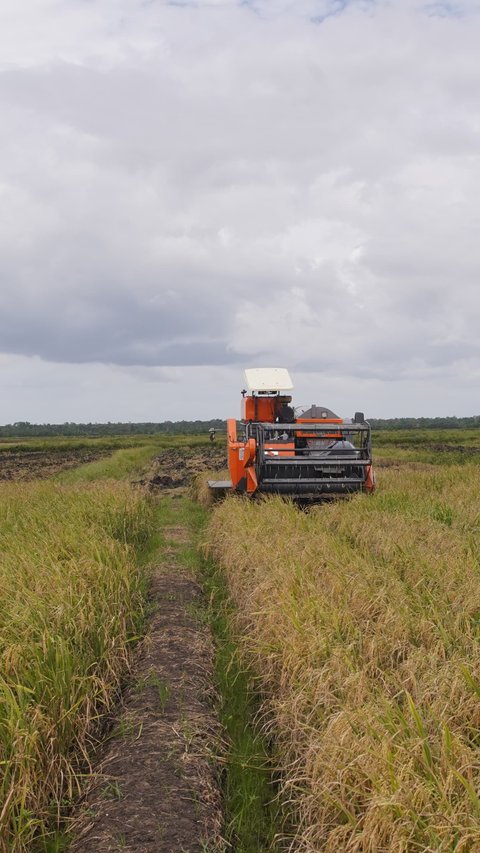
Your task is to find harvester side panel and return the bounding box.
[227,418,258,493]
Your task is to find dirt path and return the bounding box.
[70,516,223,853]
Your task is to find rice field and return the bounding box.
[3,428,480,852]
[206,454,480,851]
[0,480,154,852]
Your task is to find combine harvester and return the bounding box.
[209,368,375,500]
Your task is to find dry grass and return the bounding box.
[190,472,216,507]
[0,480,153,852]
[190,470,230,508]
[206,464,480,851]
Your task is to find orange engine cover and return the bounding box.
[242,396,276,422]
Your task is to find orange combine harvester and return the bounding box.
[209,368,375,499]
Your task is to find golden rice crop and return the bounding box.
[206,463,480,851]
[0,480,153,852]
[190,470,230,507]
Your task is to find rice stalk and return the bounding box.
[206,463,480,850]
[0,480,153,852]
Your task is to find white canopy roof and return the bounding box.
[244,367,293,393]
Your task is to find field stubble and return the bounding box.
[206,460,480,851]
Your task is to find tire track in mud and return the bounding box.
[70,515,223,853]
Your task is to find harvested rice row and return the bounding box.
[206,464,480,852]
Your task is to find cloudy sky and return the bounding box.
[1,0,479,422]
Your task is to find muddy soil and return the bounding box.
[137,445,225,492]
[70,445,227,851]
[0,450,108,481]
[70,518,223,853]
[384,444,480,454]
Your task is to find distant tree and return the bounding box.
[0,419,227,438]
[0,415,478,439]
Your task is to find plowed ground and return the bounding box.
[0,449,108,480]
[137,445,225,492]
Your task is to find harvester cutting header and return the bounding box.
[209,368,375,499]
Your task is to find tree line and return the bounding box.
[0,420,226,437]
[368,416,480,430]
[1,415,479,437]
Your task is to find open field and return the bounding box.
[0,436,157,482]
[2,428,480,852]
[374,429,480,469]
[373,427,480,448]
[0,434,215,482]
[206,449,480,851]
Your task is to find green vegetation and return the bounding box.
[0,421,226,439]
[57,444,162,483]
[161,497,280,852]
[207,460,480,851]
[373,428,480,467]
[1,416,480,441]
[0,433,211,455]
[370,416,480,430]
[374,427,480,447]
[0,436,146,453]
[0,481,154,851]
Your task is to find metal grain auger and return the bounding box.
[209,368,376,500]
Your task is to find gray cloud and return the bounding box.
[1,0,480,418]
